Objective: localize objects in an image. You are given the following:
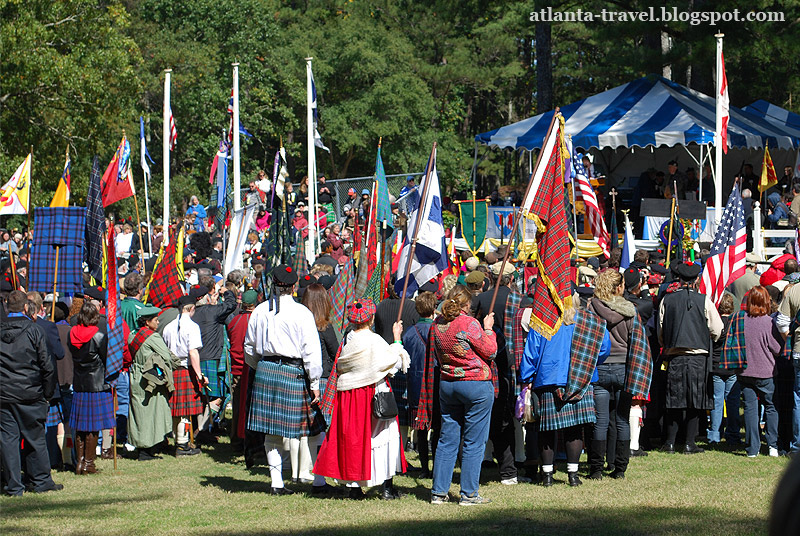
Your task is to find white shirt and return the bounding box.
[115,232,134,254]
[244,294,323,389]
[163,314,203,368]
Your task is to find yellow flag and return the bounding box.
[760,146,778,193]
[50,151,71,207]
[0,154,31,215]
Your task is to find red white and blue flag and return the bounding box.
[573,147,611,257]
[168,106,177,151]
[699,183,746,305]
[226,89,253,143]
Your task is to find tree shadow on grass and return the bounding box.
[192,505,767,536]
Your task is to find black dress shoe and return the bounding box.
[269,486,295,496]
[683,444,705,454]
[630,448,649,457]
[587,471,603,480]
[567,472,582,487]
[660,443,675,454]
[541,472,554,487]
[348,487,366,500]
[310,483,336,497]
[609,470,625,480]
[418,470,432,479]
[33,483,64,494]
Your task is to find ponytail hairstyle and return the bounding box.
[441,285,472,322]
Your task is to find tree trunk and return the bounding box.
[535,1,552,113]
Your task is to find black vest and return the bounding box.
[661,288,711,353]
[69,332,109,393]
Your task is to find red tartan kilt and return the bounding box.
[171,368,204,417]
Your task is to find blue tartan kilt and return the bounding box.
[389,373,409,427]
[69,391,115,432]
[247,360,326,439]
[200,359,223,399]
[46,401,63,428]
[536,386,596,432]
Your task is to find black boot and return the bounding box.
[381,478,404,500]
[610,440,630,479]
[540,471,554,487]
[588,439,606,479]
[568,472,583,487]
[348,487,366,500]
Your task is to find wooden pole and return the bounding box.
[488,110,560,314]
[50,246,60,320]
[666,181,678,268]
[472,190,477,253]
[112,388,118,472]
[397,142,437,323]
[133,194,145,256]
[27,146,33,250]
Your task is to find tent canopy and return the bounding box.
[476,75,799,152]
[743,100,800,138]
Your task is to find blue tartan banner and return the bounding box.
[29,207,86,295]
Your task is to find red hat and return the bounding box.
[347,298,377,323]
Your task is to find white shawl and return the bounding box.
[336,330,409,392]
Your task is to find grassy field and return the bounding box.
[0,437,788,536]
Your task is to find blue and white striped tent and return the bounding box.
[476,75,800,151]
[743,100,800,138]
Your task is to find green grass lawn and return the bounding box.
[0,438,787,536]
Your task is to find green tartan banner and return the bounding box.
[457,199,488,255]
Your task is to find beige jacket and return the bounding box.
[336,330,409,391]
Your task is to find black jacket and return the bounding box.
[0,316,56,403]
[69,330,109,393]
[193,290,238,362]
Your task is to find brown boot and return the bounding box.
[74,432,86,475]
[83,432,102,474]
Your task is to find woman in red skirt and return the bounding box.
[314,299,409,500]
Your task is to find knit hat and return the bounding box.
[623,267,641,291]
[241,289,259,305]
[347,298,376,323]
[464,257,479,271]
[188,285,209,300]
[83,285,105,302]
[465,270,484,285]
[298,274,314,289]
[672,262,701,281]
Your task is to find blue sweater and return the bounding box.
[402,319,433,410]
[520,323,610,389]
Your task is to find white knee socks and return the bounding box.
[265,435,284,488]
[173,417,189,445]
[289,438,300,480]
[298,436,315,481]
[630,406,643,451]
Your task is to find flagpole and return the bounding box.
[141,121,152,256]
[714,33,724,224]
[51,246,59,321]
[163,69,171,245]
[232,62,241,212]
[488,109,560,314]
[305,57,317,265]
[27,146,32,248]
[666,181,678,268]
[397,142,437,323]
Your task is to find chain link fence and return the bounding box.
[320,172,424,219]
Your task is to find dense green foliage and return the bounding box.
[1,0,798,219]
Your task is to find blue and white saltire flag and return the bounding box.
[214,140,229,209]
[227,89,253,141]
[310,68,330,152]
[620,212,636,270]
[394,146,448,298]
[140,117,155,178]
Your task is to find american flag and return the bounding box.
[699,183,746,305]
[573,148,611,257]
[168,106,177,151]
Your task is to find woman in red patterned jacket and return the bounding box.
[428,285,496,506]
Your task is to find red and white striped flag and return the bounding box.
[699,183,746,305]
[168,106,177,151]
[719,50,730,154]
[574,153,611,257]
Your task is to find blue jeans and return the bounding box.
[592,363,631,441]
[432,380,494,499]
[708,374,741,443]
[792,359,800,452]
[740,376,778,456]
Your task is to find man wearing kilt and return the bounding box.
[162,290,209,456]
[244,264,327,495]
[521,295,611,487]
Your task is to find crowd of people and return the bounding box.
[1,170,798,506]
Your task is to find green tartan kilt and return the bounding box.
[535,385,596,432]
[247,361,326,439]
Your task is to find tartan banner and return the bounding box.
[105,226,125,385]
[374,146,393,228]
[143,225,185,308]
[457,199,488,254]
[85,156,105,280]
[29,207,86,295]
[329,253,354,331]
[292,232,309,277]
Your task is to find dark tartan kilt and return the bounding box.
[69,391,115,432]
[536,386,596,432]
[171,368,204,417]
[200,359,223,399]
[46,401,63,428]
[247,360,326,439]
[389,373,409,427]
[319,377,331,424]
